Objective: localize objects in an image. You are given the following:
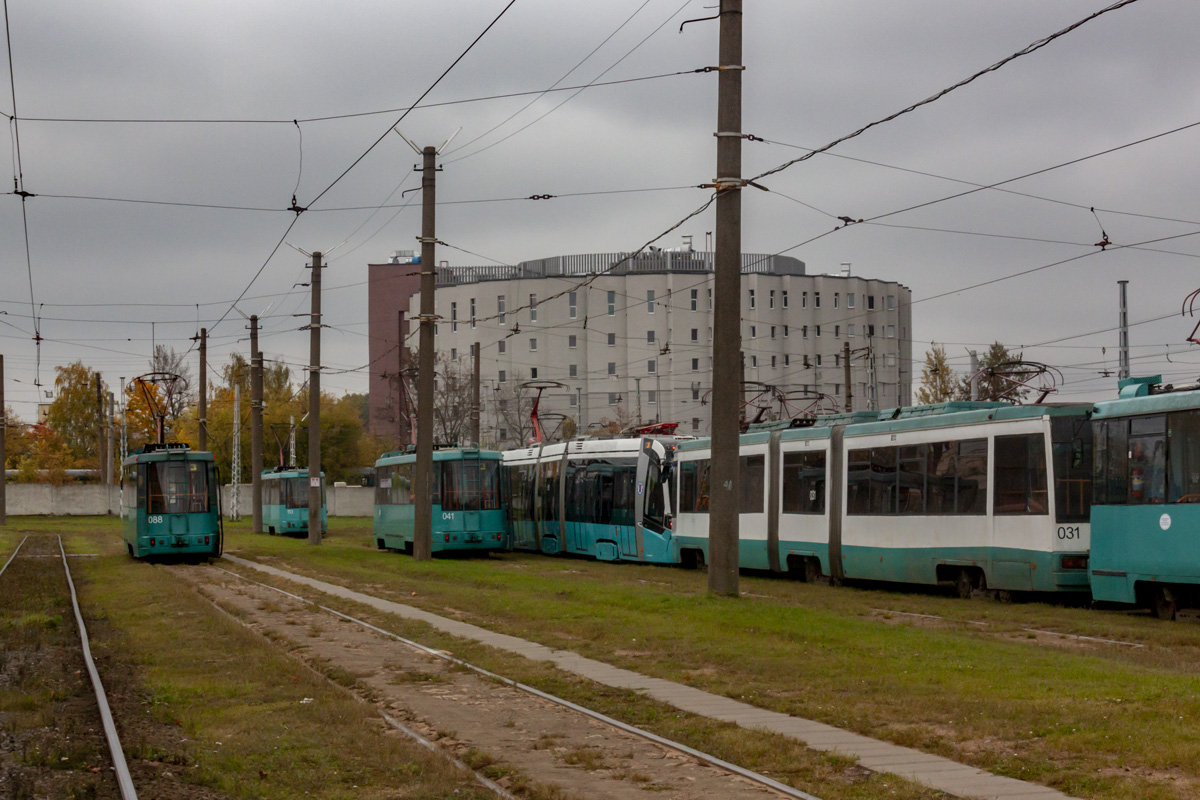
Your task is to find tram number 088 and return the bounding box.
[148,515,164,525]
[1056,525,1080,540]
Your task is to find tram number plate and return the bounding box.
[442,512,455,520]
[1056,526,1081,540]
[148,515,164,524]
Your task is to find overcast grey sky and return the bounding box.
[2,0,1198,421]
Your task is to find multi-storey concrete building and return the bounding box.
[368,249,912,448]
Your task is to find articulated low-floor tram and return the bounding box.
[502,428,681,563]
[122,443,223,559]
[675,400,1095,598]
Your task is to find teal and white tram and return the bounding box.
[675,401,1094,597]
[121,443,222,559]
[502,435,679,562]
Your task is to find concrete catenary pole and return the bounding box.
[107,392,115,488]
[472,341,481,445]
[397,310,408,448]
[843,341,852,413]
[231,384,241,521]
[96,373,105,482]
[709,0,743,597]
[307,251,323,545]
[1,355,6,525]
[1118,280,1130,381]
[119,378,127,461]
[198,327,207,451]
[250,315,264,535]
[414,146,438,561]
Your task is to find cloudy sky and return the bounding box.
[2,0,1198,422]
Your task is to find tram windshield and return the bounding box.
[1051,416,1092,522]
[643,461,668,530]
[145,461,211,514]
[440,458,502,510]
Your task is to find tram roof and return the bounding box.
[122,443,213,464]
[1093,383,1200,418]
[375,447,501,467]
[260,467,325,478]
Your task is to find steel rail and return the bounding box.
[0,534,28,578]
[59,536,138,800]
[216,563,824,800]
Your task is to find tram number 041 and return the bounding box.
[1056,526,1081,540]
[441,512,455,521]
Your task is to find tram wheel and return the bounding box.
[1153,586,1178,621]
[955,569,976,600]
[803,558,821,583]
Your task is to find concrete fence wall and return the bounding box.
[1,484,374,518]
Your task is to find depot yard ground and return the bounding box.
[5,518,1200,800]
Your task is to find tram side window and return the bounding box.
[1094,418,1128,505]
[375,466,392,505]
[994,434,1048,514]
[611,461,636,526]
[897,445,926,514]
[540,460,561,522]
[926,442,956,514]
[870,447,896,514]
[846,449,871,514]
[186,462,208,513]
[740,455,765,513]
[1051,416,1092,522]
[477,460,501,511]
[678,459,710,513]
[782,451,825,514]
[1168,410,1200,502]
[122,466,136,508]
[504,465,533,522]
[1128,414,1166,504]
[956,439,987,514]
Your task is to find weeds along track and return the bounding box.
[0,533,136,800]
[184,562,827,800]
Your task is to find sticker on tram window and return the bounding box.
[1056,526,1081,540]
[1161,513,1172,531]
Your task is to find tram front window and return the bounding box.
[643,462,667,530]
[147,461,209,514]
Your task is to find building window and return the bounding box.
[835,384,841,396]
[498,370,507,382]
[708,288,713,310]
[451,301,458,332]
[648,390,657,404]
[784,354,790,366]
[690,289,698,311]
[816,354,822,366]
[647,330,656,344]
[834,354,840,367]
[815,292,821,309]
[802,325,808,338]
[848,324,856,337]
[834,292,839,309]
[569,394,577,406]
[782,290,789,308]
[608,290,616,316]
[608,362,616,376]
[529,338,537,352]
[802,291,807,308]
[888,325,895,338]
[498,295,506,325]
[531,367,538,379]
[691,328,698,342]
[569,364,578,378]
[692,387,700,400]
[749,289,756,310]
[708,327,712,340]
[568,334,577,349]
[770,325,776,339]
[886,354,896,367]
[568,291,577,319]
[692,358,699,371]
[769,289,775,309]
[783,325,789,338]
[470,298,476,328]
[868,295,876,310]
[647,359,656,374]
[529,293,538,322]
[816,325,821,337]
[887,295,895,310]
[751,355,757,367]
[608,332,616,346]
[771,355,777,368]
[750,325,756,338]
[868,324,876,337]
[847,292,855,309]
[450,348,457,360]
[499,427,507,441]
[835,325,840,338]
[498,340,506,354]
[647,290,655,313]
[609,393,619,405]
[692,417,700,431]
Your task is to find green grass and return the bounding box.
[13,516,1200,799]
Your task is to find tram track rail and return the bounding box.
[0,533,138,800]
[213,562,825,800]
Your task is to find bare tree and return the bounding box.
[489,373,533,448]
[149,345,194,418]
[433,353,474,446]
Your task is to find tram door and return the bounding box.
[459,458,482,534]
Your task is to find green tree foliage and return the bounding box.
[45,361,106,463]
[916,343,958,405]
[961,342,1027,402]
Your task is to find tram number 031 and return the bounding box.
[1056,525,1081,540]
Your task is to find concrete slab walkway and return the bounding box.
[223,555,1078,800]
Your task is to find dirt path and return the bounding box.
[177,563,795,800]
